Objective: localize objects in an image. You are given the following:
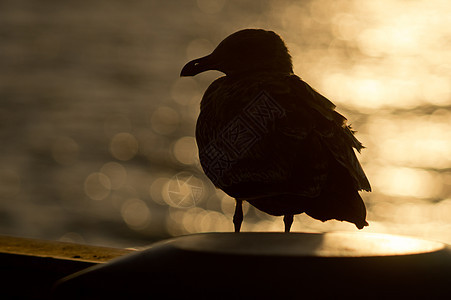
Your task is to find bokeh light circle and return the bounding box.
[163,172,204,208]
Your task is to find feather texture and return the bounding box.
[196,73,370,228]
[183,29,370,230]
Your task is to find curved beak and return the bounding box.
[180,54,219,77]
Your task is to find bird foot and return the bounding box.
[233,199,243,233]
[283,214,293,232]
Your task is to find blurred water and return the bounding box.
[0,0,450,247]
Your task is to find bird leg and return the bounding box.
[233,199,243,233]
[283,214,293,232]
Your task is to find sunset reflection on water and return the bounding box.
[0,0,450,247]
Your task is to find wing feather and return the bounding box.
[288,76,371,192]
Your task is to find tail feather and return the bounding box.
[304,188,368,229]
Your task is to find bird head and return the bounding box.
[180,29,293,77]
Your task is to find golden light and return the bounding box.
[100,162,127,190]
[4,0,451,248]
[263,0,451,242]
[318,232,444,257]
[109,132,139,161]
[220,193,249,218]
[149,106,180,135]
[196,0,226,14]
[171,77,201,106]
[84,172,111,201]
[331,13,360,41]
[181,207,206,233]
[149,176,171,205]
[172,136,197,165]
[104,114,132,137]
[368,114,451,169]
[185,38,214,61]
[435,199,451,223]
[162,172,205,208]
[422,75,451,106]
[121,198,151,230]
[372,166,441,199]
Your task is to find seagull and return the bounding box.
[181,29,371,232]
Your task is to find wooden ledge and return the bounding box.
[0,235,133,263]
[0,235,134,299]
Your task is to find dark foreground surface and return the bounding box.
[53,232,451,299]
[0,235,133,299]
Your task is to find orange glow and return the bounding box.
[3,0,451,246]
[84,172,111,201]
[158,0,451,242]
[109,133,139,161]
[172,136,197,165]
[372,167,441,198]
[319,232,444,257]
[100,162,127,190]
[121,198,151,230]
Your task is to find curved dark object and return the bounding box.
[53,232,451,299]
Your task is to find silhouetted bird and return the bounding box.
[181,29,371,232]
